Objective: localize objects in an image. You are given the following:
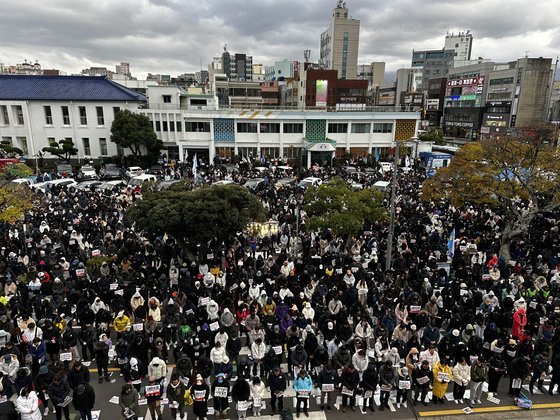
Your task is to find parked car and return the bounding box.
[33,178,78,193]
[157,179,181,190]
[275,177,297,188]
[77,165,98,181]
[297,177,323,188]
[128,174,157,187]
[56,162,73,178]
[99,180,126,191]
[10,178,34,187]
[99,163,122,180]
[213,180,235,185]
[125,166,144,179]
[76,180,103,191]
[243,178,266,190]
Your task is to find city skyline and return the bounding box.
[1,0,559,79]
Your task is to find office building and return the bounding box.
[320,0,360,79]
[358,62,385,86]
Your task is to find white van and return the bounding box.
[128,174,157,187]
[379,162,393,173]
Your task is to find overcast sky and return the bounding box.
[1,0,559,81]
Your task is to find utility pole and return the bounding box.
[385,141,399,272]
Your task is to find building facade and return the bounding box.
[139,107,420,166]
[320,1,360,80]
[0,75,146,160]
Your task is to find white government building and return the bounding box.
[0,75,421,167]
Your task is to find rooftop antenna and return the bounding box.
[304,49,311,63]
[223,44,227,53]
[525,50,530,58]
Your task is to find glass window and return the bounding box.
[237,122,258,133]
[113,107,121,118]
[44,106,53,125]
[373,123,393,133]
[351,123,371,133]
[328,123,348,133]
[155,121,161,131]
[99,138,108,156]
[16,137,28,154]
[14,106,24,125]
[162,121,168,132]
[0,106,9,125]
[169,120,175,132]
[283,123,304,133]
[176,121,182,132]
[163,95,172,103]
[238,147,258,158]
[82,138,91,155]
[1,136,12,145]
[185,121,210,132]
[79,106,87,125]
[259,123,280,133]
[96,106,105,125]
[62,106,70,125]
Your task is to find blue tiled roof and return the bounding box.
[0,75,146,102]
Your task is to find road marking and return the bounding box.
[418,402,560,416]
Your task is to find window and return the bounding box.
[163,95,172,103]
[47,137,55,145]
[16,137,28,155]
[96,107,105,125]
[238,147,258,158]
[260,147,280,158]
[283,146,301,159]
[283,123,304,133]
[237,122,258,133]
[99,138,108,155]
[176,121,182,132]
[14,106,24,125]
[169,120,175,132]
[489,77,514,86]
[0,106,9,125]
[259,123,280,133]
[155,121,161,131]
[186,121,210,132]
[79,106,87,125]
[373,123,393,133]
[62,106,70,125]
[1,136,12,145]
[113,107,121,118]
[162,121,168,132]
[328,123,348,133]
[190,99,207,106]
[82,138,91,155]
[351,123,371,133]
[44,106,53,125]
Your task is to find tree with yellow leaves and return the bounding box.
[0,182,36,224]
[422,128,560,260]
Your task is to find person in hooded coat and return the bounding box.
[15,387,42,420]
[33,365,52,416]
[191,374,210,420]
[432,358,452,404]
[211,373,230,420]
[512,308,528,341]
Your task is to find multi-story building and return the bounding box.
[320,0,360,79]
[395,68,423,103]
[0,75,146,159]
[81,66,114,77]
[443,58,555,138]
[115,62,131,77]
[140,106,420,166]
[412,31,474,92]
[209,74,262,108]
[357,62,385,86]
[265,59,298,81]
[219,49,253,81]
[425,78,447,126]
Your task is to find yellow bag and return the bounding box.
[184,389,193,406]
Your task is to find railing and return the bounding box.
[141,103,421,113]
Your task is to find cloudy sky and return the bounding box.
[1,0,559,81]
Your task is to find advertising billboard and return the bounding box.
[446,76,485,96]
[316,80,328,107]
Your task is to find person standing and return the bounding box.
[15,388,42,420]
[378,359,396,411]
[144,376,163,420]
[211,373,230,420]
[361,361,378,412]
[93,334,110,383]
[317,363,337,411]
[119,384,140,420]
[191,374,210,420]
[396,366,411,408]
[250,376,265,417]
[33,365,53,416]
[268,366,287,415]
[469,356,488,405]
[340,364,360,413]
[293,368,313,418]
[166,374,187,420]
[72,383,96,420]
[452,357,470,403]
[509,355,530,397]
[487,353,506,395]
[48,374,71,420]
[432,358,452,404]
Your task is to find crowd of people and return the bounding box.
[1,157,560,420]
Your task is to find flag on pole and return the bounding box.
[192,153,198,185]
[447,228,456,259]
[405,155,410,168]
[184,148,188,162]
